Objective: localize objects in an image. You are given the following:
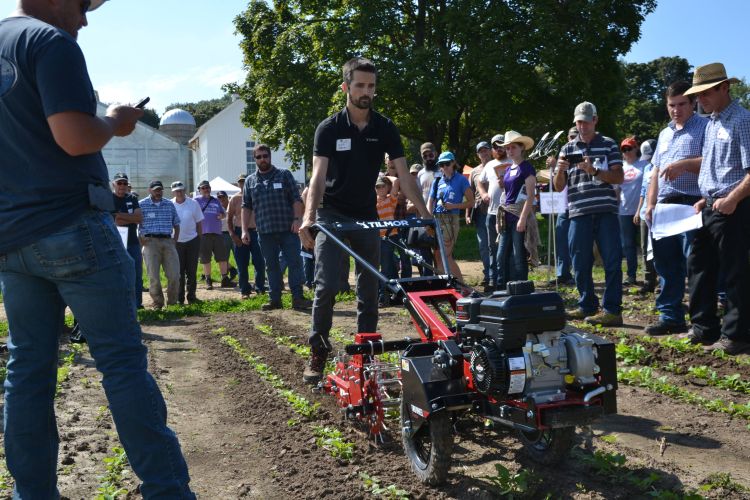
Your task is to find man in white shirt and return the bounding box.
[171,181,204,304]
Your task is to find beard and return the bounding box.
[424,158,438,171]
[257,161,272,172]
[350,93,372,110]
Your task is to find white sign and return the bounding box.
[539,191,568,214]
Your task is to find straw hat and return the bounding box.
[500,130,534,151]
[684,62,739,96]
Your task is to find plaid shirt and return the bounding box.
[138,196,180,236]
[558,133,622,218]
[699,99,750,198]
[243,166,301,234]
[652,113,707,201]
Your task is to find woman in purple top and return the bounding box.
[496,131,537,288]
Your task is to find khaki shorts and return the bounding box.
[435,213,460,248]
[199,233,229,263]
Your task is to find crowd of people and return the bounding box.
[2,0,749,494]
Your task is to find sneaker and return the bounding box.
[703,337,750,355]
[678,328,719,346]
[292,296,313,311]
[261,301,282,311]
[585,311,623,327]
[548,276,574,287]
[206,278,213,290]
[303,349,329,384]
[220,275,233,288]
[565,308,589,320]
[645,321,688,336]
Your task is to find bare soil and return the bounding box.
[1,261,749,499]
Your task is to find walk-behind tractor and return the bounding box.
[314,218,617,485]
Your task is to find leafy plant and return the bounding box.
[95,446,129,500]
[313,426,355,460]
[483,463,537,498]
[360,472,409,500]
[616,340,650,365]
[699,472,749,494]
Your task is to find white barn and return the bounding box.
[96,102,191,195]
[188,98,305,189]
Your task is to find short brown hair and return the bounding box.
[343,57,377,85]
[666,81,694,102]
[253,144,271,156]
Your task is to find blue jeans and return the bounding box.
[486,213,502,286]
[555,211,572,280]
[126,242,143,308]
[653,229,695,324]
[498,222,528,287]
[473,210,490,282]
[234,227,266,294]
[258,231,305,303]
[0,211,193,499]
[619,214,638,280]
[569,212,622,315]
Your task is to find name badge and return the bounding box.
[273,183,282,189]
[336,138,352,151]
[147,212,156,218]
[717,126,730,140]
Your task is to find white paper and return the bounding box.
[117,226,129,248]
[539,191,568,214]
[651,204,703,240]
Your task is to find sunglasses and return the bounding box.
[255,153,270,160]
[492,144,504,150]
[115,181,128,186]
[621,146,633,152]
[152,187,163,192]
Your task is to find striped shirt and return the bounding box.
[139,196,180,236]
[376,194,398,237]
[243,166,302,234]
[652,113,707,201]
[699,99,750,199]
[558,133,622,218]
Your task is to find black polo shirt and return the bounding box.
[313,107,404,219]
[113,192,140,246]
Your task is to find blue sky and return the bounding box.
[3,0,747,114]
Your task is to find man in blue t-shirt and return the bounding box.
[0,2,194,498]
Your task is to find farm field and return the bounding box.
[0,261,748,499]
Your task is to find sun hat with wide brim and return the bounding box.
[684,62,739,96]
[88,0,109,11]
[500,130,534,151]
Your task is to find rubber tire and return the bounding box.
[517,426,575,465]
[400,398,453,485]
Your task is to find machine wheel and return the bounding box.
[400,398,453,485]
[517,426,574,464]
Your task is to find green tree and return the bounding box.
[616,56,693,141]
[228,0,655,167]
[138,108,160,129]
[730,78,750,109]
[165,95,233,128]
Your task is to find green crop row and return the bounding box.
[94,446,129,500]
[312,426,355,460]
[56,344,83,397]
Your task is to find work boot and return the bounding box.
[220,275,233,288]
[565,308,589,321]
[703,337,750,355]
[292,296,313,311]
[261,301,282,311]
[206,277,213,290]
[303,349,329,384]
[645,321,688,336]
[584,311,623,327]
[678,328,719,346]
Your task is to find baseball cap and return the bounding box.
[149,180,163,189]
[620,137,638,150]
[113,172,128,182]
[375,176,387,187]
[237,173,247,182]
[491,134,504,146]
[475,141,490,152]
[171,181,185,192]
[409,163,421,174]
[568,126,579,138]
[89,0,108,11]
[420,142,436,155]
[197,180,210,188]
[436,151,456,164]
[640,140,656,160]
[573,101,597,123]
[217,190,228,198]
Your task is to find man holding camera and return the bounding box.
[553,102,624,326]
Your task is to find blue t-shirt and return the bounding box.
[430,173,470,215]
[0,16,106,253]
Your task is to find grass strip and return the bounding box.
[220,335,319,420]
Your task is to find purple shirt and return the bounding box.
[503,160,535,226]
[195,195,225,235]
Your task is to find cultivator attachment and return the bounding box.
[321,333,418,442]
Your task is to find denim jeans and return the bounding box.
[653,229,695,324]
[569,212,622,314]
[555,211,572,280]
[472,210,490,282]
[176,235,201,302]
[640,221,657,287]
[0,211,193,499]
[310,208,379,351]
[498,223,528,287]
[126,242,143,308]
[234,227,266,294]
[486,213,502,286]
[258,231,305,303]
[619,214,638,280]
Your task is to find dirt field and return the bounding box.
[1,261,749,499]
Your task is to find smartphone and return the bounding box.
[134,97,150,109]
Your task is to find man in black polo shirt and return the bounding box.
[299,57,430,383]
[112,172,144,309]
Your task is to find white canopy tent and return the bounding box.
[207,176,240,197]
